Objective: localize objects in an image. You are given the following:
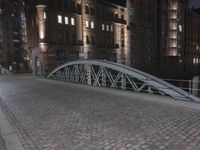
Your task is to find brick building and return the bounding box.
[25,0,131,75]
[3,0,199,78]
[0,0,30,73]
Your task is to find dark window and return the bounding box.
[102,11,106,20]
[13,32,20,40]
[121,28,124,35]
[59,30,63,42]
[86,35,90,44]
[56,50,65,66]
[64,2,68,11]
[90,7,95,16]
[65,31,70,44]
[97,9,100,18]
[88,51,94,59]
[71,1,75,10]
[72,32,76,44]
[121,40,125,47]
[91,36,95,45]
[107,35,110,47]
[106,12,110,20]
[13,42,20,49]
[115,13,118,19]
[57,1,62,10]
[77,4,81,14]
[85,5,89,14]
[104,35,106,46]
[121,15,124,20]
[71,51,79,61]
[111,12,114,21]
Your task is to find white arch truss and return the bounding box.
[0,67,11,75]
[47,60,200,102]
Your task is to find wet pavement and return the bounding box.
[0,75,200,150]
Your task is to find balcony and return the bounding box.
[113,18,127,24]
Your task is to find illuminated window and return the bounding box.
[65,17,69,24]
[71,18,75,25]
[86,21,89,28]
[110,25,113,32]
[43,12,46,19]
[193,58,196,64]
[106,25,109,31]
[102,24,105,31]
[91,21,94,29]
[179,25,182,32]
[57,15,62,24]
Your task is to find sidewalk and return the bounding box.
[0,99,24,150]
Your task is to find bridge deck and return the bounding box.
[0,75,200,150]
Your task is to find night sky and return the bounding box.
[0,0,199,9]
[189,0,200,8]
[103,0,126,7]
[104,0,200,9]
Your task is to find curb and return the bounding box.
[0,96,24,150]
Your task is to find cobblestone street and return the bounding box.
[1,75,200,150]
[0,133,5,150]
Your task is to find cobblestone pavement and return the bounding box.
[1,75,200,150]
[0,132,6,150]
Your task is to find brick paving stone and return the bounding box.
[0,75,200,150]
[0,132,6,150]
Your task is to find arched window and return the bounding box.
[86,35,90,44]
[77,4,81,14]
[85,5,89,14]
[90,7,95,16]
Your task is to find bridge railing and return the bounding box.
[40,60,200,102]
[162,78,200,99]
[42,72,200,100]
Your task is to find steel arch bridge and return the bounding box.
[0,67,10,75]
[47,60,200,102]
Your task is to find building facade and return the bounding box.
[184,8,200,77]
[25,0,131,75]
[23,0,200,77]
[0,0,30,73]
[160,0,200,78]
[128,0,158,75]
